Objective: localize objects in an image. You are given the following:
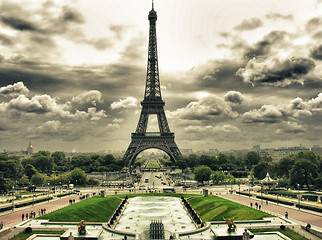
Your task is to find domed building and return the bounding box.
[26,142,34,154]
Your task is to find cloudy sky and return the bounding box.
[0,0,321,153]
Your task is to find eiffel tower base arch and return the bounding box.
[123,134,182,168]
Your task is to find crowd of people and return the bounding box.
[21,208,47,221]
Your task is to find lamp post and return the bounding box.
[48,182,50,202]
[59,182,62,199]
[12,186,15,211]
[298,184,300,210]
[261,183,263,205]
[32,185,35,206]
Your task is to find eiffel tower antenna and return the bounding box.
[122,3,183,168]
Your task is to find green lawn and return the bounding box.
[37,196,121,222]
[251,228,309,240]
[145,160,161,168]
[10,230,65,240]
[189,196,271,222]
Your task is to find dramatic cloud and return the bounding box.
[71,90,103,106]
[244,31,290,58]
[242,94,322,123]
[234,17,263,31]
[306,16,322,33]
[224,91,244,104]
[242,105,283,123]
[236,57,316,86]
[310,44,322,60]
[0,81,29,97]
[110,97,138,109]
[169,95,239,120]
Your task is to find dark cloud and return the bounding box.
[266,13,293,21]
[310,44,322,60]
[244,31,289,58]
[0,34,13,45]
[224,91,244,104]
[234,17,263,31]
[109,25,130,40]
[306,16,322,32]
[60,6,85,24]
[237,57,316,87]
[0,16,37,31]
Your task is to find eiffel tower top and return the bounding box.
[144,0,162,103]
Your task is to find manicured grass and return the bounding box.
[145,160,161,169]
[37,196,121,222]
[10,230,65,240]
[251,228,309,240]
[189,196,271,222]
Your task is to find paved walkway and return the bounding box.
[0,194,79,229]
[219,193,322,240]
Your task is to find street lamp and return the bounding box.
[298,184,301,210]
[12,186,15,211]
[32,185,35,206]
[59,182,62,199]
[48,182,50,202]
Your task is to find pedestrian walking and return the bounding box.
[33,211,36,218]
[243,229,250,240]
[41,209,43,215]
[250,202,253,208]
[26,213,29,219]
[0,221,3,229]
[259,205,261,210]
[22,213,25,221]
[285,211,288,219]
[255,202,258,209]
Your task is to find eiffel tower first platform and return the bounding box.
[123,3,183,168]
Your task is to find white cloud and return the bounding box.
[169,95,239,120]
[224,91,244,104]
[237,56,315,87]
[71,90,103,106]
[0,82,29,97]
[110,96,138,109]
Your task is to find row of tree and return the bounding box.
[0,151,124,193]
[188,151,321,190]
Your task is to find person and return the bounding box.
[0,221,3,229]
[243,229,250,240]
[259,205,261,210]
[305,223,311,231]
[285,211,288,219]
[22,213,25,221]
[250,202,253,208]
[26,213,29,219]
[67,232,74,240]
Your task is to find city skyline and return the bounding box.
[0,0,321,153]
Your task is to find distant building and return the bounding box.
[266,145,310,161]
[311,145,322,156]
[26,142,34,154]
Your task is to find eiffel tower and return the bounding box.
[123,2,183,168]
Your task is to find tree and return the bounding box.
[253,161,273,180]
[68,168,87,185]
[0,159,24,181]
[31,173,45,186]
[290,159,318,189]
[176,159,187,170]
[194,165,212,183]
[212,171,225,184]
[25,164,38,179]
[244,151,261,170]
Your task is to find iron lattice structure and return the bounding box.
[123,4,183,167]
